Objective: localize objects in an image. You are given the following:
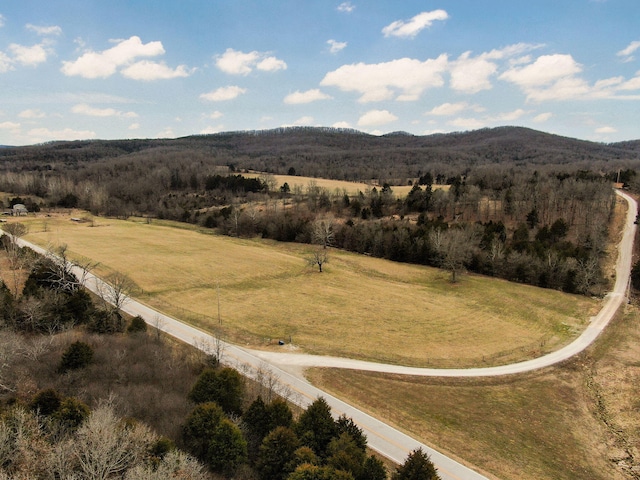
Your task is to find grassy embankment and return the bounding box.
[16,212,596,368]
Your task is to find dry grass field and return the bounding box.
[306,304,640,480]
[14,212,597,368]
[244,173,449,197]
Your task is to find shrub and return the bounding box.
[127,315,148,334]
[188,367,245,416]
[53,397,90,430]
[58,341,94,373]
[30,388,62,416]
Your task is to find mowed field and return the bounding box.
[17,213,597,367]
[244,173,449,197]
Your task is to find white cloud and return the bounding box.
[382,10,448,38]
[618,71,640,91]
[200,85,247,101]
[449,51,497,93]
[129,123,140,130]
[256,56,287,72]
[499,53,640,102]
[204,111,224,120]
[61,36,165,79]
[26,24,62,36]
[500,54,582,88]
[617,41,640,62]
[448,117,486,130]
[337,2,355,13]
[327,39,347,54]
[157,127,175,138]
[596,126,617,134]
[499,54,598,102]
[427,102,472,116]
[0,14,5,28]
[18,109,46,119]
[533,112,553,123]
[284,89,332,104]
[332,121,352,129]
[215,48,286,75]
[200,125,224,134]
[28,127,96,142]
[72,103,138,118]
[357,109,398,127]
[321,55,448,102]
[292,116,314,125]
[0,51,11,72]
[0,121,20,129]
[494,108,527,122]
[8,43,48,66]
[121,60,191,80]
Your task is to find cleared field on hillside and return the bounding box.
[245,173,448,197]
[17,213,596,367]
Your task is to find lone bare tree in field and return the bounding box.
[430,226,478,283]
[308,248,329,273]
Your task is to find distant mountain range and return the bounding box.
[1,126,639,181]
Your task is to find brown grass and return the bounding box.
[12,212,598,368]
[306,304,640,480]
[245,173,449,197]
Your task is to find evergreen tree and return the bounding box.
[392,448,440,480]
[360,456,387,480]
[256,426,300,480]
[188,367,245,415]
[295,397,338,458]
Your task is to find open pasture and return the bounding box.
[18,213,596,367]
[245,173,448,197]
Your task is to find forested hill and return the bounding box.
[1,126,639,183]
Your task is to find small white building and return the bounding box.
[11,204,28,216]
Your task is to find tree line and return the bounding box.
[0,126,634,292]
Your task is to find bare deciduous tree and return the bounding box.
[308,248,329,273]
[430,226,479,283]
[73,402,155,480]
[2,223,29,297]
[97,272,136,314]
[312,216,335,249]
[124,450,208,480]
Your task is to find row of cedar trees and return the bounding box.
[182,368,439,480]
[0,245,440,480]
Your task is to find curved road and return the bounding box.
[14,189,636,480]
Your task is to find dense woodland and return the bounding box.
[1,126,640,294]
[0,244,440,479]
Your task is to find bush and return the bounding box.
[58,341,94,373]
[127,315,148,334]
[53,397,90,430]
[188,367,245,416]
[30,388,62,416]
[392,448,440,480]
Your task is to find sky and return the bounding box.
[0,0,639,146]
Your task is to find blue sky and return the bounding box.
[0,0,639,145]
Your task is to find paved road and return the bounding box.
[251,189,637,377]
[13,189,636,480]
